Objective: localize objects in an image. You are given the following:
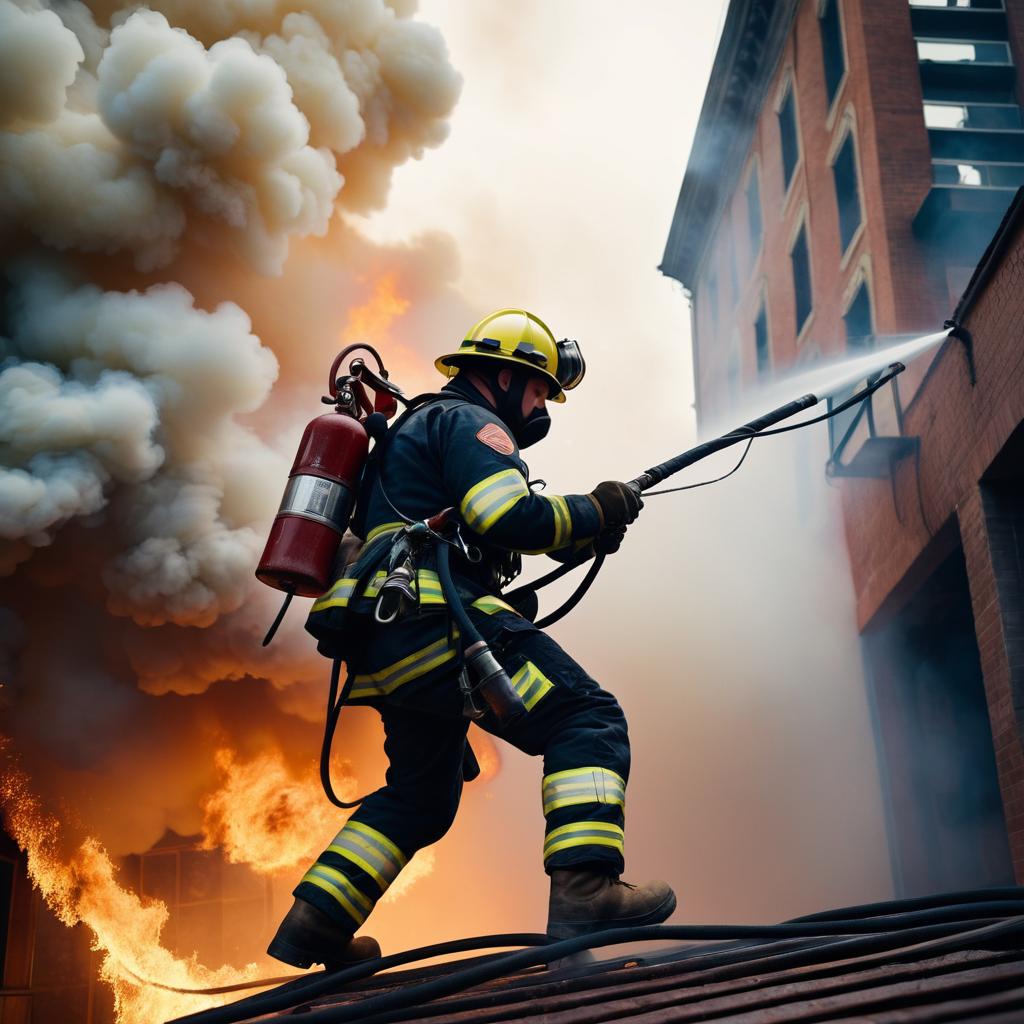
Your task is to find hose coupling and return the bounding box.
[464,641,526,726]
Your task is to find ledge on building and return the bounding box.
[910,4,1008,42]
[912,184,1016,260]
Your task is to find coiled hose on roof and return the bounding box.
[163,887,1024,1024]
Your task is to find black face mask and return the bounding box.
[445,366,551,449]
[494,369,550,450]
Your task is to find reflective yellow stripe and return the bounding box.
[310,577,359,612]
[362,569,446,605]
[416,569,446,606]
[543,821,624,860]
[518,494,574,553]
[542,766,626,815]
[350,633,459,698]
[510,660,553,712]
[362,570,388,598]
[348,821,407,867]
[545,494,571,548]
[327,821,406,893]
[460,469,530,534]
[300,863,372,925]
[366,521,405,543]
[471,595,522,617]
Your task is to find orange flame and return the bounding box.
[342,272,410,346]
[1,742,440,1023]
[202,745,437,896]
[0,755,260,1023]
[201,747,352,874]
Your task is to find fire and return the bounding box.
[470,730,501,782]
[201,747,353,874]
[0,755,260,1023]
[0,741,442,1024]
[342,272,411,346]
[203,744,438,896]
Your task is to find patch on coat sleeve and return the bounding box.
[476,423,516,455]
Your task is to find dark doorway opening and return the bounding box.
[864,539,1014,896]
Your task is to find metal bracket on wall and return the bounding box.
[942,319,977,387]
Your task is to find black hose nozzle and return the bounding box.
[630,393,818,492]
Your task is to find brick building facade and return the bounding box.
[663,0,1024,892]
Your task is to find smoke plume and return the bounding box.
[0,0,460,270]
[0,0,466,1007]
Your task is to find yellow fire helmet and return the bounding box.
[434,308,585,403]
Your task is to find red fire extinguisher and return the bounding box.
[255,344,402,643]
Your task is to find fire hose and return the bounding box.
[157,886,1024,1023]
[314,361,910,810]
[506,361,907,627]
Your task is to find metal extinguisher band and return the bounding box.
[278,474,354,533]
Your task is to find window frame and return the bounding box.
[909,0,1005,11]
[828,107,865,266]
[931,157,1024,188]
[915,37,1013,66]
[788,205,815,344]
[744,157,764,264]
[923,99,1023,131]
[753,290,772,378]
[774,68,803,208]
[841,254,876,345]
[818,0,849,124]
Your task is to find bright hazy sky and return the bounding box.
[355,0,729,476]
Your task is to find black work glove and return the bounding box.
[586,480,643,529]
[593,525,628,555]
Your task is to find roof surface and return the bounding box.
[174,888,1024,1024]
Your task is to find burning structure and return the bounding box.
[0,1,468,1020]
[662,0,1024,893]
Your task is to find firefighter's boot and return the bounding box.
[546,868,676,939]
[267,897,381,970]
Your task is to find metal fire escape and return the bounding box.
[911,0,1024,256]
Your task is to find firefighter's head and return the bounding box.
[435,309,585,448]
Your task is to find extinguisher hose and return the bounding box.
[319,658,364,809]
[436,541,484,649]
[261,590,295,647]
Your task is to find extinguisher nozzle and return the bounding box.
[262,590,295,646]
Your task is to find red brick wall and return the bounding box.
[959,485,1024,881]
[693,0,955,418]
[842,212,1024,879]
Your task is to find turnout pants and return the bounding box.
[295,625,631,936]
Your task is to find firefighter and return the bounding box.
[268,309,676,969]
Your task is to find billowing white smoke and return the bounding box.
[0,0,464,961]
[0,0,461,270]
[1,265,283,625]
[0,0,461,615]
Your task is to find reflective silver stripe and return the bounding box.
[351,634,458,698]
[542,766,626,815]
[510,661,553,712]
[461,469,530,533]
[301,863,372,924]
[327,821,406,893]
[279,474,353,532]
[543,821,624,860]
[310,577,359,612]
